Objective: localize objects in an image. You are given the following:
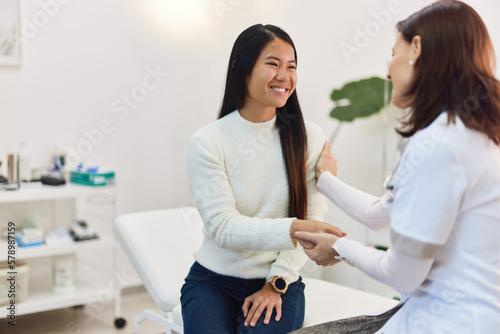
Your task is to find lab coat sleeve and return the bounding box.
[317,171,391,231]
[333,235,437,293]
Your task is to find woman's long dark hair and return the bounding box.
[219,24,308,220]
[397,0,500,145]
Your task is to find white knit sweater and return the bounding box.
[187,110,327,282]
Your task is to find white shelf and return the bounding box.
[1,278,109,318]
[0,183,115,203]
[0,182,125,324]
[0,237,114,261]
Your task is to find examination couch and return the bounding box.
[114,207,398,333]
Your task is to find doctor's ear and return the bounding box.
[411,36,422,64]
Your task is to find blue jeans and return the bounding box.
[181,262,305,334]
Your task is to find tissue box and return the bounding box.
[70,171,115,186]
[15,227,44,247]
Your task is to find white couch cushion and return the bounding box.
[114,207,204,312]
[172,304,183,326]
[302,277,398,327]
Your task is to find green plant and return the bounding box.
[329,76,392,142]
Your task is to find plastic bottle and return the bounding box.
[19,142,31,182]
[52,254,76,293]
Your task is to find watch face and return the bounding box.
[275,278,287,290]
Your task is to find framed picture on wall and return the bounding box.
[0,0,21,67]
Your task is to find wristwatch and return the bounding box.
[268,276,288,294]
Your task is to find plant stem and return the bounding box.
[329,122,343,143]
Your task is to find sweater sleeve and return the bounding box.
[187,133,296,252]
[333,236,436,293]
[317,172,391,231]
[268,123,329,281]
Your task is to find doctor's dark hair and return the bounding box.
[218,24,308,220]
[396,0,500,145]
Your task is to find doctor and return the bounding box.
[293,1,500,333]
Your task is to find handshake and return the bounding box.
[290,219,346,266]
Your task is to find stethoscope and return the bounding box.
[383,166,398,191]
[382,139,408,192]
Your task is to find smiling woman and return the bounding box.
[180,23,344,334]
[242,38,298,122]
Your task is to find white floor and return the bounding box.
[0,287,167,334]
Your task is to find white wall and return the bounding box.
[1,0,499,294]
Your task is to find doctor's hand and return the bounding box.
[290,220,346,249]
[242,283,282,327]
[316,141,337,180]
[294,231,342,266]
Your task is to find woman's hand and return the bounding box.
[294,231,342,266]
[242,283,282,327]
[290,219,346,248]
[316,141,337,180]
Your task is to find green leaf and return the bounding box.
[330,77,392,122]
